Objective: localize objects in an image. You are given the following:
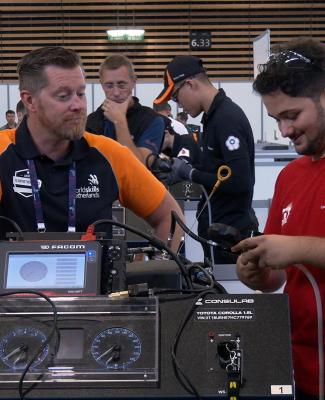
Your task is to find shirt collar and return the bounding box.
[201,88,226,124]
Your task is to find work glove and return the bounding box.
[165,157,195,186]
[147,154,173,187]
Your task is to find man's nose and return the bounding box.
[279,120,294,138]
[71,94,86,110]
[110,85,121,96]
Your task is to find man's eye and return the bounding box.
[57,94,69,100]
[287,113,298,120]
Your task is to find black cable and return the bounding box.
[0,290,58,400]
[188,264,215,288]
[171,210,219,249]
[0,216,24,239]
[171,289,222,399]
[89,218,193,290]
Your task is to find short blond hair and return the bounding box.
[99,54,135,80]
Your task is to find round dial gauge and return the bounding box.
[91,327,141,370]
[0,327,49,370]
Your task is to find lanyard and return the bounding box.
[27,159,77,232]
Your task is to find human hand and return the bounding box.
[236,254,271,289]
[232,234,300,269]
[165,157,194,186]
[233,235,293,292]
[102,96,131,123]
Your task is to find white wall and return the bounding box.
[0,80,270,141]
[1,79,287,152]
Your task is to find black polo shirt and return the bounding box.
[191,89,257,237]
[0,119,166,238]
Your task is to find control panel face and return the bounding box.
[0,241,102,296]
[0,297,158,387]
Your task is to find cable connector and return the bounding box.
[81,225,96,241]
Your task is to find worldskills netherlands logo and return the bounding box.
[76,174,100,199]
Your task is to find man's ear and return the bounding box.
[187,78,199,92]
[130,76,137,92]
[20,91,36,113]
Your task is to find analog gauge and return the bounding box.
[0,327,49,370]
[91,327,141,370]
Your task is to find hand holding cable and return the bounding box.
[165,158,195,186]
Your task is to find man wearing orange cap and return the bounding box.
[154,55,258,264]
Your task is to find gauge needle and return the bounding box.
[96,344,120,364]
[105,348,120,366]
[3,344,28,361]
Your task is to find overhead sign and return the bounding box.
[190,30,211,50]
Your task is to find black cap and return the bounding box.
[154,55,205,104]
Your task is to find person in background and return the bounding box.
[154,55,258,264]
[16,99,26,126]
[176,111,189,128]
[176,111,202,139]
[86,54,164,165]
[0,46,184,257]
[153,102,189,136]
[0,109,17,130]
[160,117,200,166]
[232,37,325,400]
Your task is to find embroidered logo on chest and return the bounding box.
[13,168,42,198]
[76,174,100,199]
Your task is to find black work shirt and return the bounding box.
[192,89,257,236]
[0,119,166,238]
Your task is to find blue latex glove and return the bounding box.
[166,157,194,186]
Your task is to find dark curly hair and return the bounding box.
[253,37,325,100]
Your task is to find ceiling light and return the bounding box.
[106,29,145,41]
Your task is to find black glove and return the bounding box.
[147,155,173,187]
[166,157,195,186]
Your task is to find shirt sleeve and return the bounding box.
[89,135,167,218]
[263,174,285,235]
[192,155,254,194]
[136,116,165,153]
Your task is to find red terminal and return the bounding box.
[81,225,96,241]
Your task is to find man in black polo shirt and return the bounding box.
[0,46,184,254]
[86,54,164,166]
[154,56,258,264]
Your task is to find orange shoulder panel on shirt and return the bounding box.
[83,132,167,218]
[0,129,16,154]
[0,129,16,200]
